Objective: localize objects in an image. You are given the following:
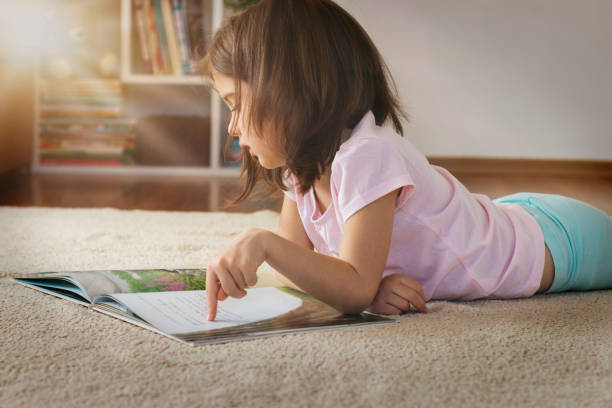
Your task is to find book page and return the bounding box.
[15,268,208,303]
[107,287,303,335]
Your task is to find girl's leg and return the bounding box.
[494,193,612,293]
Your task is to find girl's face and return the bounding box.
[212,70,286,169]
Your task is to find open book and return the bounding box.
[12,268,396,346]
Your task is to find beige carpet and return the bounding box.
[1,206,611,408]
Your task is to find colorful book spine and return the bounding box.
[40,118,136,134]
[40,106,122,119]
[171,0,192,74]
[40,132,135,145]
[39,145,128,156]
[40,95,122,106]
[161,0,182,75]
[145,0,164,74]
[152,0,172,74]
[182,0,197,74]
[39,159,124,166]
[133,0,153,74]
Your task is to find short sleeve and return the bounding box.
[333,137,415,222]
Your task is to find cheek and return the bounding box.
[237,115,252,139]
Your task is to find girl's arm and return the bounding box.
[265,189,399,314]
[274,195,427,316]
[274,195,313,291]
[206,189,399,320]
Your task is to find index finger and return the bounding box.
[206,268,218,321]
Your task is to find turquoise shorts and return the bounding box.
[493,193,612,294]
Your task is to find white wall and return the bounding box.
[335,0,612,160]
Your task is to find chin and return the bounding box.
[259,161,283,170]
[255,156,285,169]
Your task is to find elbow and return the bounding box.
[337,297,372,315]
[338,303,368,316]
[336,269,380,315]
[336,291,377,316]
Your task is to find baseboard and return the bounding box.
[426,157,612,178]
[0,163,31,180]
[2,158,610,179]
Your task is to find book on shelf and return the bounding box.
[39,105,123,119]
[152,0,173,74]
[38,124,136,166]
[40,117,136,134]
[38,158,125,166]
[12,268,397,346]
[132,0,204,76]
[171,0,193,75]
[39,79,123,114]
[144,0,165,74]
[133,0,153,73]
[38,78,135,166]
[160,0,183,75]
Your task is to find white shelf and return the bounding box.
[32,0,230,177]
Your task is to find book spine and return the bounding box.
[39,118,136,133]
[161,0,182,75]
[133,0,153,74]
[40,131,135,142]
[39,158,124,166]
[40,95,123,106]
[171,0,192,75]
[40,145,127,155]
[152,0,172,74]
[39,149,131,160]
[39,149,126,159]
[40,108,122,119]
[181,0,195,74]
[40,126,135,134]
[145,0,164,74]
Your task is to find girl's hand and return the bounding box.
[206,228,268,321]
[366,273,428,315]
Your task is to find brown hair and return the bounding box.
[199,0,408,202]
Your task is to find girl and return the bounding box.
[201,0,612,321]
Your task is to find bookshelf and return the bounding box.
[32,0,240,177]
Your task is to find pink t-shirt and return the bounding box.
[283,110,544,301]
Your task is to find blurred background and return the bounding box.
[0,0,610,212]
[336,0,612,160]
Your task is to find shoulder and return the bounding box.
[331,111,411,179]
[330,111,417,221]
